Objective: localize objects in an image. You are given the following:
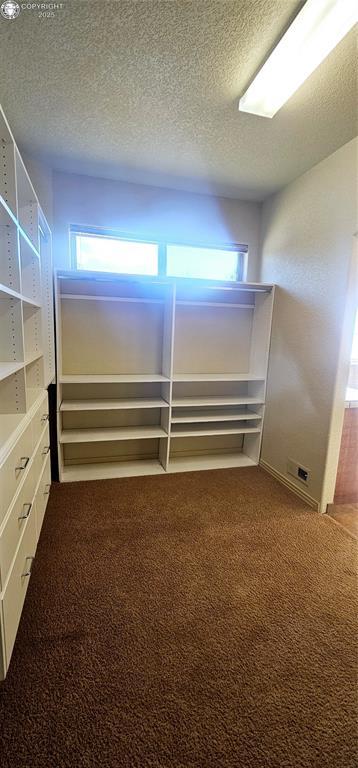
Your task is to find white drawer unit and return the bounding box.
[0,399,52,679]
[0,459,37,590]
[0,422,33,526]
[0,100,54,679]
[1,505,37,673]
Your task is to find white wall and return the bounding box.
[259,138,358,505]
[52,171,262,280]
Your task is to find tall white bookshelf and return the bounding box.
[0,104,55,677]
[0,107,55,455]
[56,271,274,481]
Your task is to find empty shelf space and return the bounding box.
[60,397,170,411]
[167,453,257,473]
[171,423,261,437]
[0,361,24,382]
[62,459,166,482]
[172,395,264,407]
[171,408,262,423]
[60,425,168,443]
[173,373,265,382]
[60,374,170,384]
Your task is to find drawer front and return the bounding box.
[0,423,33,527]
[0,461,38,590]
[35,454,51,541]
[2,507,37,671]
[32,425,50,480]
[31,392,49,448]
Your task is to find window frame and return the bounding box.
[70,225,248,283]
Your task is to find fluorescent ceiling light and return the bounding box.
[239,0,358,118]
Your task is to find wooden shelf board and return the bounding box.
[60,425,168,444]
[60,374,170,384]
[60,397,170,411]
[172,373,265,382]
[171,424,261,437]
[62,459,165,482]
[0,361,24,382]
[167,453,257,473]
[171,409,261,423]
[172,396,264,407]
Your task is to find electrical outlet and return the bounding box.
[287,458,310,485]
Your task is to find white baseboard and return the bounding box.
[259,459,320,511]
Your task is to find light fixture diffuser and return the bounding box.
[239,0,357,118]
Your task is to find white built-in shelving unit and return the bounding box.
[56,271,274,481]
[0,107,55,453]
[0,105,55,678]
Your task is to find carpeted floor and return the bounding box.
[0,467,357,768]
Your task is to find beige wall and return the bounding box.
[52,171,262,280]
[259,138,358,504]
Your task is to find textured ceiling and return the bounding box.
[0,0,357,200]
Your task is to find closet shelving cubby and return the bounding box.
[56,270,274,481]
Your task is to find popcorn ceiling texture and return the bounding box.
[0,0,356,199]
[0,467,357,767]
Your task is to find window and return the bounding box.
[75,234,158,276]
[71,227,246,282]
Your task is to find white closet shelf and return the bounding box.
[172,373,265,382]
[172,395,264,407]
[60,374,170,384]
[171,424,261,438]
[171,409,261,423]
[60,397,170,411]
[60,425,168,444]
[60,294,164,304]
[0,284,21,302]
[0,283,41,308]
[167,453,256,473]
[61,459,166,482]
[0,361,24,382]
[176,301,254,309]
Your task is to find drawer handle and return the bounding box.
[41,413,49,422]
[18,502,32,520]
[22,556,34,578]
[44,484,51,496]
[42,446,50,455]
[16,456,30,471]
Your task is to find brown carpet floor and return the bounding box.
[0,467,357,768]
